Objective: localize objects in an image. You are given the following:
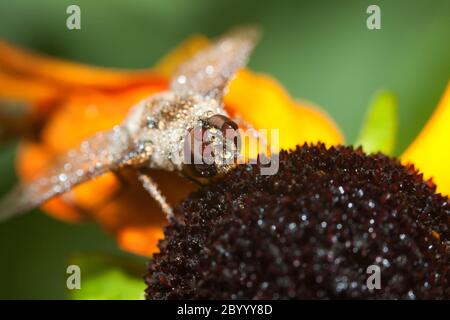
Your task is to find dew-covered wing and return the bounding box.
[170,26,260,98]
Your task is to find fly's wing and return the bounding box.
[170,26,260,98]
[0,125,135,222]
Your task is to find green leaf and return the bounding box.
[354,90,398,155]
[68,253,146,300]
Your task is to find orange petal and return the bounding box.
[16,141,87,222]
[92,170,196,257]
[41,198,88,223]
[117,226,165,257]
[70,173,122,212]
[0,40,166,90]
[0,71,61,113]
[41,86,163,152]
[401,82,450,195]
[16,141,51,181]
[0,40,167,140]
[0,71,63,139]
[225,70,344,149]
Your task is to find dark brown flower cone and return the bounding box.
[145,144,449,299]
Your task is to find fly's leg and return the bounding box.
[138,172,174,221]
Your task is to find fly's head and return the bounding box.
[179,94,241,184]
[181,112,241,184]
[140,93,241,184]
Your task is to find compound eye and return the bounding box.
[182,114,240,183]
[206,114,241,155]
[183,126,218,180]
[206,114,239,132]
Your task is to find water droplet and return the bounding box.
[177,75,187,84]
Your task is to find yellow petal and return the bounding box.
[401,82,450,195]
[153,35,209,77]
[225,70,344,149]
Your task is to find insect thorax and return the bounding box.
[129,91,228,172]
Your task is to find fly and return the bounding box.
[0,26,259,222]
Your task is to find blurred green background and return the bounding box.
[0,0,449,299]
